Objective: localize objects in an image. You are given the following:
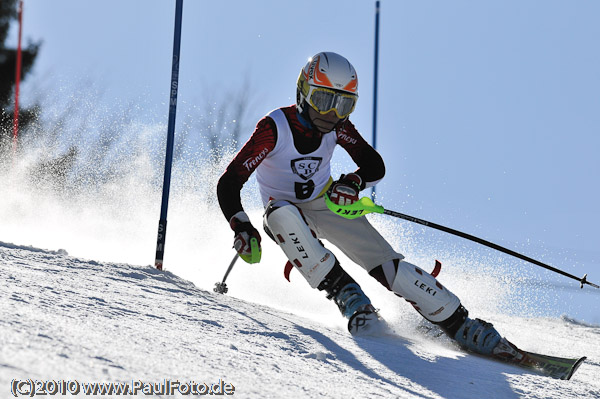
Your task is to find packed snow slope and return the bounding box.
[1,130,599,398]
[2,241,600,399]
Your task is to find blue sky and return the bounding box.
[10,0,600,284]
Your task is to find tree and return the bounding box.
[0,0,41,154]
[179,77,253,166]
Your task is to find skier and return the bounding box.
[217,52,513,357]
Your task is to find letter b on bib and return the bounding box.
[295,180,315,200]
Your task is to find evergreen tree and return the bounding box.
[0,0,40,152]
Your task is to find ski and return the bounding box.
[490,338,586,380]
[507,350,586,380]
[413,324,585,380]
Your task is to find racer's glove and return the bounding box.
[327,173,364,206]
[230,211,262,264]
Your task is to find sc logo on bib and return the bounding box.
[291,157,322,180]
[291,157,322,199]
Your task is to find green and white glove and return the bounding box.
[230,211,262,264]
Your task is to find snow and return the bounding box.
[2,241,600,398]
[1,139,599,398]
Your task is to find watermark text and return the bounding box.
[10,379,235,396]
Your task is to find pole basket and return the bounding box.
[214,282,228,294]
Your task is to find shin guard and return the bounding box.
[391,261,461,323]
[264,201,335,288]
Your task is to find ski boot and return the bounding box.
[437,305,521,359]
[436,306,587,378]
[317,261,385,336]
[454,317,503,355]
[334,283,384,335]
[347,303,385,336]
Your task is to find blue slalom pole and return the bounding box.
[371,0,381,200]
[155,0,184,270]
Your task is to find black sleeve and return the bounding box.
[336,120,385,186]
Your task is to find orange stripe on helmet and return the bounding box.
[313,57,333,88]
[342,78,358,93]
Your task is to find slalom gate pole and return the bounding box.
[371,0,380,201]
[12,0,23,156]
[214,254,239,294]
[325,196,599,289]
[155,0,184,270]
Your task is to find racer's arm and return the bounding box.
[217,117,277,221]
[335,119,385,189]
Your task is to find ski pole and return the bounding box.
[214,253,239,294]
[325,195,599,290]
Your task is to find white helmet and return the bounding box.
[296,52,359,119]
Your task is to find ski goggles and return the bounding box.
[307,87,358,119]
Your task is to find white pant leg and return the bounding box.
[295,196,403,271]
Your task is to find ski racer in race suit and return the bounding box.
[217,52,512,356]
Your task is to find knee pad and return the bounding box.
[264,201,335,288]
[391,261,460,323]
